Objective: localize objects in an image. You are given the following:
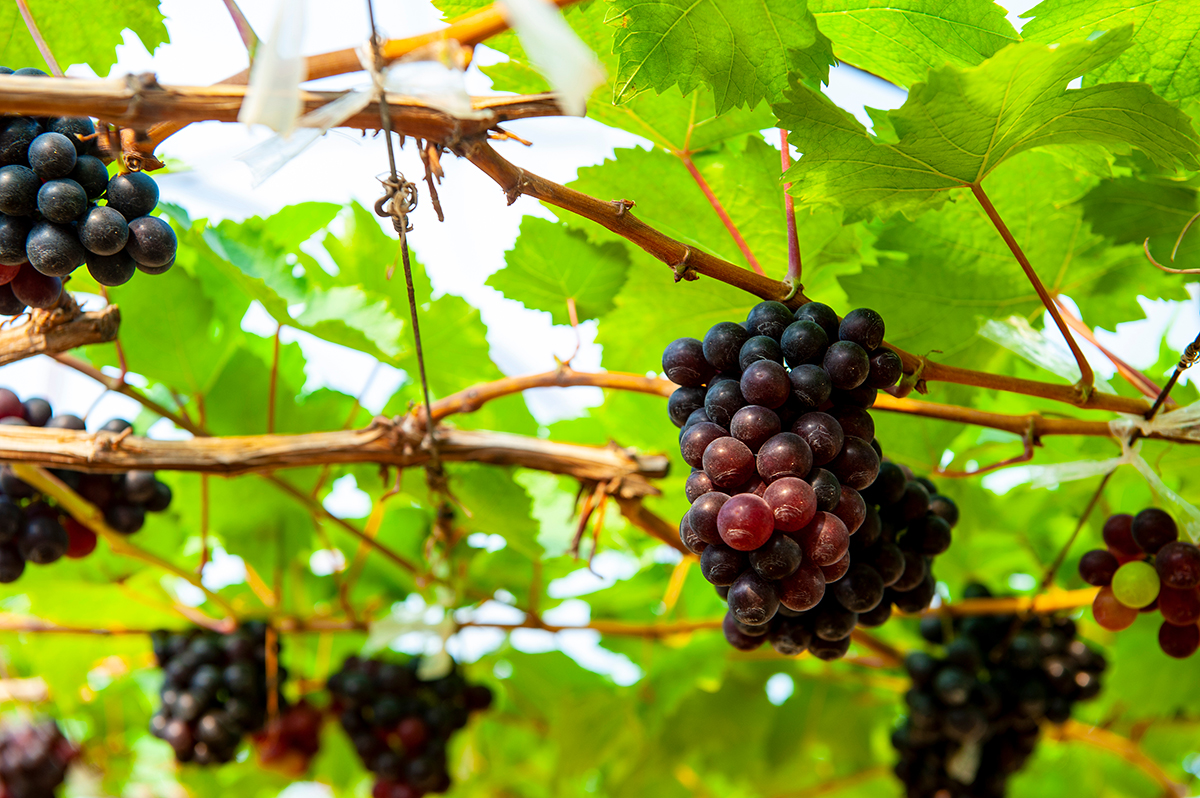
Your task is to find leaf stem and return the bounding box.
[678,153,765,275]
[14,0,62,77]
[780,129,801,285]
[268,324,282,435]
[221,0,259,53]
[970,183,1095,397]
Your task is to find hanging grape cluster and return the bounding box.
[1079,507,1200,658]
[665,301,952,659]
[328,656,494,798]
[0,719,77,798]
[0,387,172,583]
[893,585,1107,798]
[149,623,285,765]
[252,700,324,775]
[0,67,176,318]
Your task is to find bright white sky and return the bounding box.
[2,0,1199,741]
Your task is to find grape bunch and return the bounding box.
[665,301,950,659]
[893,585,1106,798]
[149,622,285,765]
[252,700,324,776]
[0,387,172,583]
[1079,508,1200,658]
[0,719,77,798]
[328,655,494,798]
[0,67,176,318]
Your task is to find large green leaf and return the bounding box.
[1022,0,1200,103]
[0,0,167,75]
[809,0,1020,88]
[488,217,632,324]
[607,0,836,112]
[775,28,1200,221]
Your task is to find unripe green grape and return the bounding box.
[1111,560,1161,609]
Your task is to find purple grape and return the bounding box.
[823,340,871,390]
[703,436,756,488]
[792,411,844,466]
[780,319,828,366]
[757,432,813,482]
[702,322,751,372]
[662,337,714,388]
[729,405,781,452]
[740,360,790,409]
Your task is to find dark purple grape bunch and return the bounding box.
[328,655,494,798]
[0,719,78,798]
[149,622,284,765]
[894,584,1106,798]
[0,66,176,318]
[0,387,172,583]
[665,301,924,659]
[1078,508,1200,658]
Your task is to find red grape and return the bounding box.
[756,432,813,482]
[1155,541,1200,589]
[828,436,880,490]
[740,360,790,409]
[717,493,774,551]
[1092,586,1138,631]
[821,551,851,583]
[727,570,780,625]
[778,562,826,611]
[832,486,866,534]
[1158,621,1199,659]
[729,405,781,452]
[700,544,748,586]
[702,437,755,488]
[1158,586,1200,626]
[763,477,817,532]
[749,532,802,579]
[796,512,850,566]
[723,611,765,651]
[680,422,727,469]
[792,411,844,465]
[688,491,729,545]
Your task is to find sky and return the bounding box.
[2,0,1200,761]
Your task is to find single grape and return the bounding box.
[680,421,727,469]
[1132,507,1177,554]
[0,282,24,315]
[869,541,906,587]
[1159,586,1200,626]
[812,598,858,641]
[762,476,817,532]
[1078,549,1119,587]
[778,562,826,611]
[928,494,959,528]
[703,379,745,428]
[891,481,931,523]
[902,514,952,556]
[794,301,839,340]
[12,67,49,76]
[678,515,706,554]
[688,491,730,545]
[722,611,765,651]
[808,468,842,513]
[746,301,794,339]
[661,337,713,388]
[702,321,751,373]
[86,249,137,287]
[48,116,97,155]
[0,216,31,269]
[105,171,160,220]
[26,221,85,276]
[0,117,41,166]
[808,634,852,660]
[832,384,877,408]
[821,551,850,583]
[738,335,783,371]
[866,347,903,389]
[823,340,871,390]
[788,363,832,408]
[27,131,77,179]
[21,398,50,427]
[18,515,69,564]
[716,493,774,551]
[796,511,850,566]
[829,406,874,442]
[105,503,146,534]
[839,308,885,350]
[1102,513,1140,558]
[79,205,130,256]
[749,532,802,579]
[1158,620,1200,659]
[727,570,780,626]
[36,178,87,223]
[891,552,928,592]
[740,360,790,409]
[125,216,177,267]
[145,481,173,512]
[792,411,844,466]
[1092,585,1138,630]
[832,486,866,534]
[854,505,882,549]
[703,436,755,488]
[864,461,907,506]
[780,319,828,366]
[46,413,86,430]
[828,435,880,490]
[1111,559,1160,608]
[768,618,812,656]
[0,164,39,215]
[0,543,24,583]
[729,404,781,452]
[756,432,813,482]
[1156,541,1200,589]
[11,263,61,308]
[700,544,748,586]
[64,518,97,558]
[685,470,714,502]
[832,563,884,612]
[68,154,108,201]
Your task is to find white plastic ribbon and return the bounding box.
[237,40,487,186]
[237,0,307,135]
[979,316,1115,395]
[499,0,604,117]
[1022,401,1200,542]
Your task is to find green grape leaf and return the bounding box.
[1022,0,1200,103]
[0,0,168,75]
[809,0,1020,88]
[607,0,836,113]
[488,217,632,324]
[776,28,1200,222]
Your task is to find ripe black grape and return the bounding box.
[700,543,748,586]
[702,321,751,372]
[702,436,755,488]
[780,319,828,366]
[126,215,177,268]
[87,249,137,287]
[703,379,745,427]
[0,117,41,166]
[49,116,97,155]
[745,300,794,338]
[28,131,78,179]
[662,337,713,387]
[811,598,858,641]
[727,570,780,625]
[807,467,841,512]
[740,359,790,408]
[792,411,843,465]
[79,205,130,256]
[0,164,39,215]
[866,347,903,388]
[729,404,781,451]
[106,171,160,220]
[36,178,87,223]
[749,532,802,579]
[1131,508,1177,554]
[1156,541,1200,588]
[788,363,832,407]
[827,435,880,490]
[794,301,839,340]
[26,222,84,276]
[1078,549,1119,587]
[738,335,783,370]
